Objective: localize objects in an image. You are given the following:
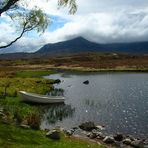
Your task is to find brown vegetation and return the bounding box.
[0,53,148,73]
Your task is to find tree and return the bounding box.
[0,0,77,49]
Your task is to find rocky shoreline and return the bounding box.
[0,105,147,148]
[45,121,148,148]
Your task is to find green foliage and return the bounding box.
[0,0,77,48]
[58,0,77,14]
[0,1,50,48]
[13,7,49,34]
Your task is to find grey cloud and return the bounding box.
[1,0,148,53]
[56,9,148,43]
[76,0,148,14]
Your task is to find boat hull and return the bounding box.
[19,91,65,104]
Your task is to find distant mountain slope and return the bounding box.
[0,37,148,60]
[36,37,148,55]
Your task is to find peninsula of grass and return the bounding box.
[0,123,105,148]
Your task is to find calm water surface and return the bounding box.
[41,73,148,138]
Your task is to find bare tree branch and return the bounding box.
[0,23,27,49]
[0,0,19,16]
[0,0,77,49]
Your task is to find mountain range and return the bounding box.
[36,37,148,55]
[0,37,148,59]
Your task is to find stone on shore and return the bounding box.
[114,133,124,141]
[79,122,96,131]
[46,130,60,140]
[83,80,89,85]
[103,136,115,144]
[131,140,144,148]
[89,133,98,139]
[96,125,105,131]
[123,138,132,145]
[96,132,105,139]
[54,79,61,84]
[64,129,75,136]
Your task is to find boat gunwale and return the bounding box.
[19,91,65,100]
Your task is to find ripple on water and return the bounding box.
[42,73,148,139]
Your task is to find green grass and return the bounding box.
[0,97,39,119]
[16,70,55,78]
[0,69,104,147]
[0,75,55,129]
[0,97,41,129]
[0,123,105,148]
[0,77,54,97]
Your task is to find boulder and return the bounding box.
[79,122,96,131]
[114,133,124,141]
[103,136,115,144]
[123,138,132,145]
[88,131,99,139]
[96,125,105,131]
[131,140,144,148]
[86,132,92,137]
[64,129,75,136]
[83,80,89,85]
[72,127,78,130]
[96,132,105,139]
[54,79,61,84]
[90,133,98,139]
[46,130,60,140]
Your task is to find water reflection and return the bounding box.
[44,73,148,138]
[85,99,95,107]
[41,104,75,128]
[47,88,64,96]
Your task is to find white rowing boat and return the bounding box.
[19,91,65,104]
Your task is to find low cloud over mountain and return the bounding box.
[1,0,148,53]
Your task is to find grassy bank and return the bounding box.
[0,77,54,97]
[0,123,105,148]
[0,70,55,129]
[0,96,41,129]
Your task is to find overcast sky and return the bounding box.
[0,0,148,53]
